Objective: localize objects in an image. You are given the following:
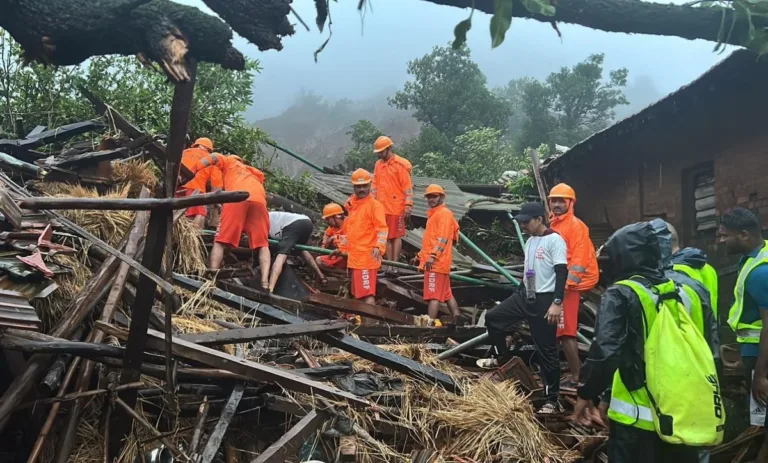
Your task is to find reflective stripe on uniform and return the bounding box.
[570,265,586,273]
[567,273,582,283]
[728,242,768,335]
[608,397,654,422]
[737,328,762,339]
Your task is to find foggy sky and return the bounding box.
[179,0,728,120]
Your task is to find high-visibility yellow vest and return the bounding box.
[673,263,719,317]
[608,278,703,431]
[727,241,768,344]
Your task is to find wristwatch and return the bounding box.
[553,298,563,306]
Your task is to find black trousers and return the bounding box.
[485,291,559,401]
[609,421,699,463]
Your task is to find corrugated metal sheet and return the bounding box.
[309,173,476,220]
[0,288,42,331]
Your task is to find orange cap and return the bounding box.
[548,183,576,200]
[322,203,344,219]
[193,137,213,151]
[424,184,446,197]
[373,136,393,153]
[350,168,372,185]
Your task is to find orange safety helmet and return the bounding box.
[322,203,344,219]
[228,154,245,164]
[424,184,446,197]
[548,183,576,200]
[373,136,393,153]
[193,137,213,151]
[350,168,372,185]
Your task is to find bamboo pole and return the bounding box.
[265,240,515,290]
[457,232,520,285]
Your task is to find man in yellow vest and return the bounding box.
[719,207,768,459]
[573,222,711,462]
[666,223,719,317]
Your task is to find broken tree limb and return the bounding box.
[177,320,349,346]
[250,409,326,463]
[19,190,248,211]
[173,274,461,393]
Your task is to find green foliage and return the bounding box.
[490,0,514,49]
[703,0,768,55]
[0,30,269,162]
[339,119,383,172]
[265,170,320,211]
[516,53,629,148]
[389,44,511,138]
[452,0,557,49]
[462,218,523,261]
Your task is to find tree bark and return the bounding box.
[424,0,757,47]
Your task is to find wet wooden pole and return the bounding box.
[109,57,197,459]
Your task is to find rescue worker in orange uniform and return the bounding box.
[417,184,461,327]
[372,136,413,274]
[548,183,599,386]
[188,154,271,287]
[178,137,223,228]
[334,169,388,305]
[317,203,347,274]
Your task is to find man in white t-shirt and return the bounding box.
[477,202,568,414]
[267,211,326,292]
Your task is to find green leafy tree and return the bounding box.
[339,119,383,172]
[389,44,511,138]
[518,53,629,148]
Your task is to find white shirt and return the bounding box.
[523,231,568,293]
[268,211,309,239]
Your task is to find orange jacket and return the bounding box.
[418,204,459,274]
[181,147,223,192]
[372,154,413,216]
[191,153,266,205]
[322,226,342,250]
[549,201,599,291]
[339,195,388,270]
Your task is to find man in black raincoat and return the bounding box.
[572,222,705,463]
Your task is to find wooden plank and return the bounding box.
[19,190,248,211]
[250,410,326,463]
[111,60,197,460]
[97,322,370,408]
[173,275,461,393]
[178,320,348,346]
[529,148,551,216]
[0,187,23,229]
[350,324,486,340]
[199,383,244,463]
[52,147,128,167]
[307,292,414,325]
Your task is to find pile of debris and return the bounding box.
[0,89,752,463]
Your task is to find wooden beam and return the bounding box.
[0,335,165,364]
[350,324,486,340]
[249,410,326,463]
[52,147,128,168]
[97,322,370,408]
[112,59,197,460]
[174,275,461,393]
[19,190,248,211]
[177,320,348,346]
[199,382,244,463]
[306,292,414,325]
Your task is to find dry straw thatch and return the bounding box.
[111,159,159,196]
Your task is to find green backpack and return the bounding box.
[621,279,725,445]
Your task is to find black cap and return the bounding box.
[514,202,546,222]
